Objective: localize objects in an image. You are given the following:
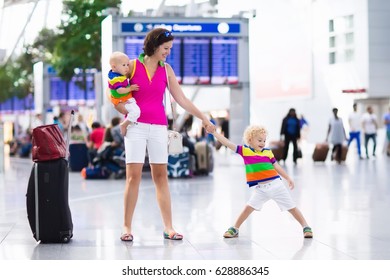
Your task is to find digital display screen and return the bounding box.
[123,36,238,85]
[211,37,238,85]
[49,74,96,106]
[0,95,34,112]
[182,37,210,84]
[68,76,86,105]
[124,36,144,60]
[49,76,67,106]
[85,75,96,106]
[165,39,182,83]
[0,98,12,112]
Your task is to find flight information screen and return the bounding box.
[165,39,182,83]
[124,36,144,60]
[211,37,238,85]
[123,36,238,85]
[49,76,67,105]
[49,74,96,106]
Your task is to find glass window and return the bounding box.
[329,19,334,32]
[345,15,354,29]
[329,36,336,48]
[345,49,354,62]
[345,33,354,45]
[329,52,336,64]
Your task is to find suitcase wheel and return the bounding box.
[62,235,71,243]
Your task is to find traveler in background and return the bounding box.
[31,113,44,131]
[361,106,378,159]
[110,116,125,156]
[75,114,89,138]
[280,108,301,164]
[70,125,87,144]
[384,106,390,157]
[117,28,215,242]
[326,108,347,164]
[88,121,105,163]
[347,103,363,159]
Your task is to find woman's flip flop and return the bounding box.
[120,233,133,242]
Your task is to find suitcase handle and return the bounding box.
[65,110,75,162]
[34,163,40,241]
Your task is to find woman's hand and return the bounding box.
[203,120,216,133]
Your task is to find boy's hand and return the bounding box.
[287,179,295,190]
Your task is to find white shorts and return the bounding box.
[124,122,168,164]
[247,178,296,211]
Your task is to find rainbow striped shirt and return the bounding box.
[236,145,280,187]
[108,70,130,99]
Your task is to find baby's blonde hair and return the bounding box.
[109,51,128,66]
[243,125,268,145]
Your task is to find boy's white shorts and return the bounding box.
[247,178,296,211]
[124,122,168,164]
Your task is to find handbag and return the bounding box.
[165,64,184,155]
[168,130,183,154]
[32,124,67,162]
[31,111,74,162]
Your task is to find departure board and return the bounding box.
[123,36,238,85]
[124,37,144,60]
[49,77,67,106]
[68,76,86,106]
[182,37,210,84]
[85,75,96,106]
[49,74,96,106]
[165,39,182,83]
[211,37,238,84]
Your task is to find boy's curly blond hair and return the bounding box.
[243,125,268,145]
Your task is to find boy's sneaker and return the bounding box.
[303,226,313,238]
[223,227,239,238]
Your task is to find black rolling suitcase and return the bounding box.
[26,111,74,243]
[26,158,73,243]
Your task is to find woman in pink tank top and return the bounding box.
[118,28,215,242]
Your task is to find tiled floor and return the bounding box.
[1,145,390,261]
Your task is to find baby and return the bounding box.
[108,51,140,136]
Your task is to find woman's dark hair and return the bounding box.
[143,28,174,56]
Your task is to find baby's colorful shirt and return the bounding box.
[108,70,130,99]
[236,145,280,187]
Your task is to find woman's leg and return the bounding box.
[150,163,176,234]
[123,163,143,234]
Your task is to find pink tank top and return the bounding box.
[129,59,168,125]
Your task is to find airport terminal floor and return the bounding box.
[0,144,390,261]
